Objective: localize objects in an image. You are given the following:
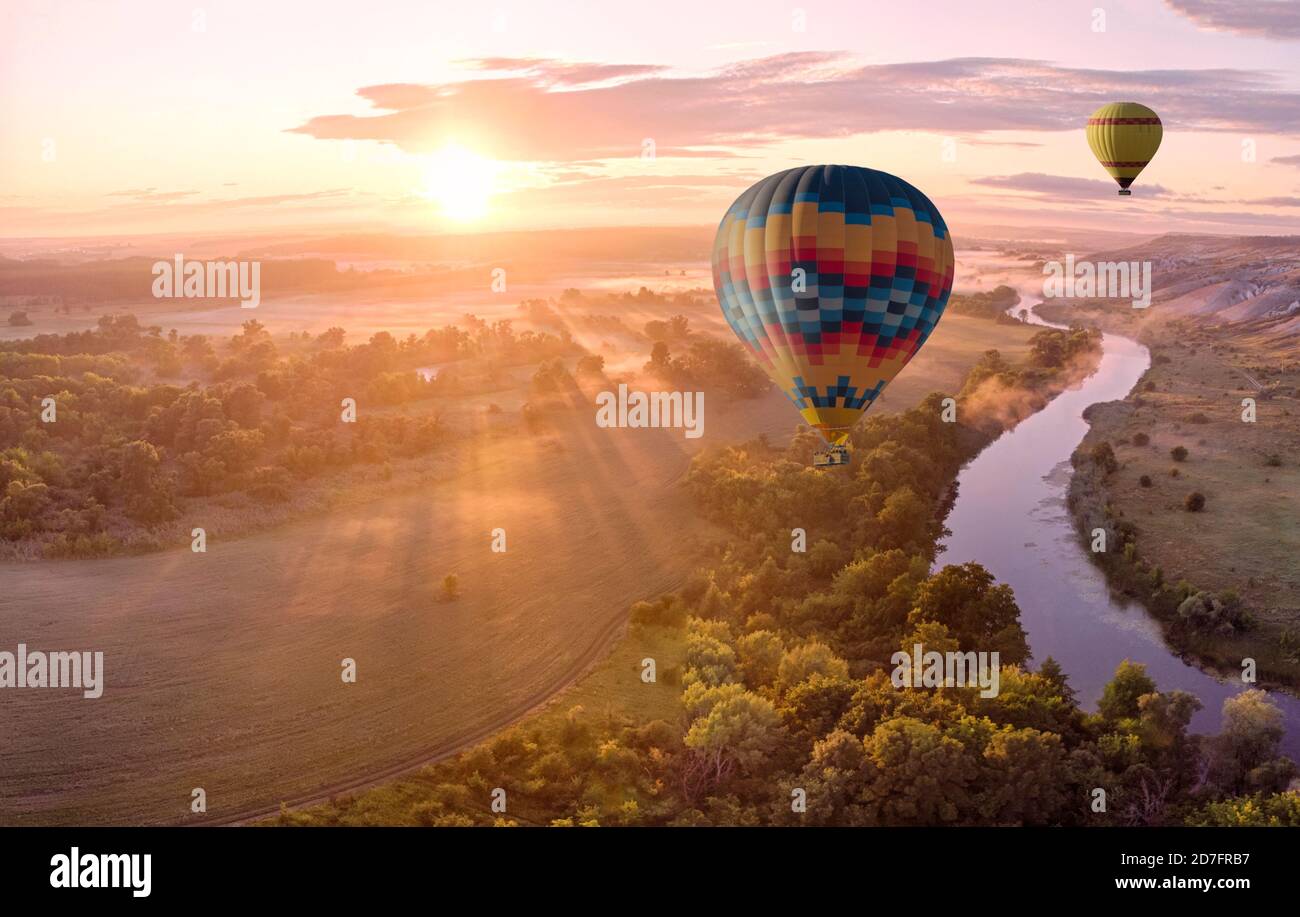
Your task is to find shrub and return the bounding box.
[1176,590,1245,635]
[1132,432,1150,446]
[630,596,687,628]
[1170,446,1188,462]
[1188,412,1209,424]
[441,573,460,601]
[1185,491,1206,512]
[247,466,292,503]
[1090,442,1118,475]
[1139,474,1152,488]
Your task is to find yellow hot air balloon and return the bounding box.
[1086,102,1162,195]
[712,165,954,467]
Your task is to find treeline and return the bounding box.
[277,340,1296,826]
[0,312,578,557]
[946,284,1024,323]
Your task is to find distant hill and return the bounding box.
[1087,233,1300,335]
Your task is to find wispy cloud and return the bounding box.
[105,188,201,202]
[288,54,1300,163]
[972,172,1300,214]
[971,173,1173,198]
[1165,0,1300,39]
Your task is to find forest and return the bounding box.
[0,312,574,556]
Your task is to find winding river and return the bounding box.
[937,261,1300,756]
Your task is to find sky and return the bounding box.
[4,0,1300,240]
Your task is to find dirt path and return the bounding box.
[0,411,713,825]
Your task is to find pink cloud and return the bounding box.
[1165,0,1300,39]
[287,54,1300,162]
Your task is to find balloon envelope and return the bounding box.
[711,164,954,445]
[1086,102,1163,193]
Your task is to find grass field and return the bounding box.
[269,621,687,826]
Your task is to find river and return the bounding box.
[938,254,1300,755]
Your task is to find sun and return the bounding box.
[418,145,499,221]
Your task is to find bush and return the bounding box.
[247,466,292,503]
[441,573,460,601]
[1185,491,1206,512]
[1090,442,1118,475]
[630,596,687,628]
[1170,446,1188,462]
[8,310,33,327]
[1132,432,1150,446]
[1188,412,1209,424]
[1176,590,1244,635]
[1139,475,1152,488]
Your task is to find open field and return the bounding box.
[1,287,1045,824]
[265,621,688,826]
[1,406,712,825]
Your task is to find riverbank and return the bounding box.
[1038,300,1300,691]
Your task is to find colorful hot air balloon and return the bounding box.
[712,165,954,466]
[1086,102,1163,195]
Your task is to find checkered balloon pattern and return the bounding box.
[712,165,954,444]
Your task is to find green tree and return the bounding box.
[683,685,782,791]
[908,563,1030,664]
[1098,660,1157,722]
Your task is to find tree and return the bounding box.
[776,641,850,693]
[683,623,738,689]
[979,726,1069,825]
[736,630,784,688]
[645,341,671,372]
[859,717,979,825]
[778,673,857,747]
[682,685,781,793]
[909,563,1030,664]
[875,486,933,550]
[1097,660,1156,722]
[1188,791,1300,827]
[119,440,162,496]
[1207,690,1294,795]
